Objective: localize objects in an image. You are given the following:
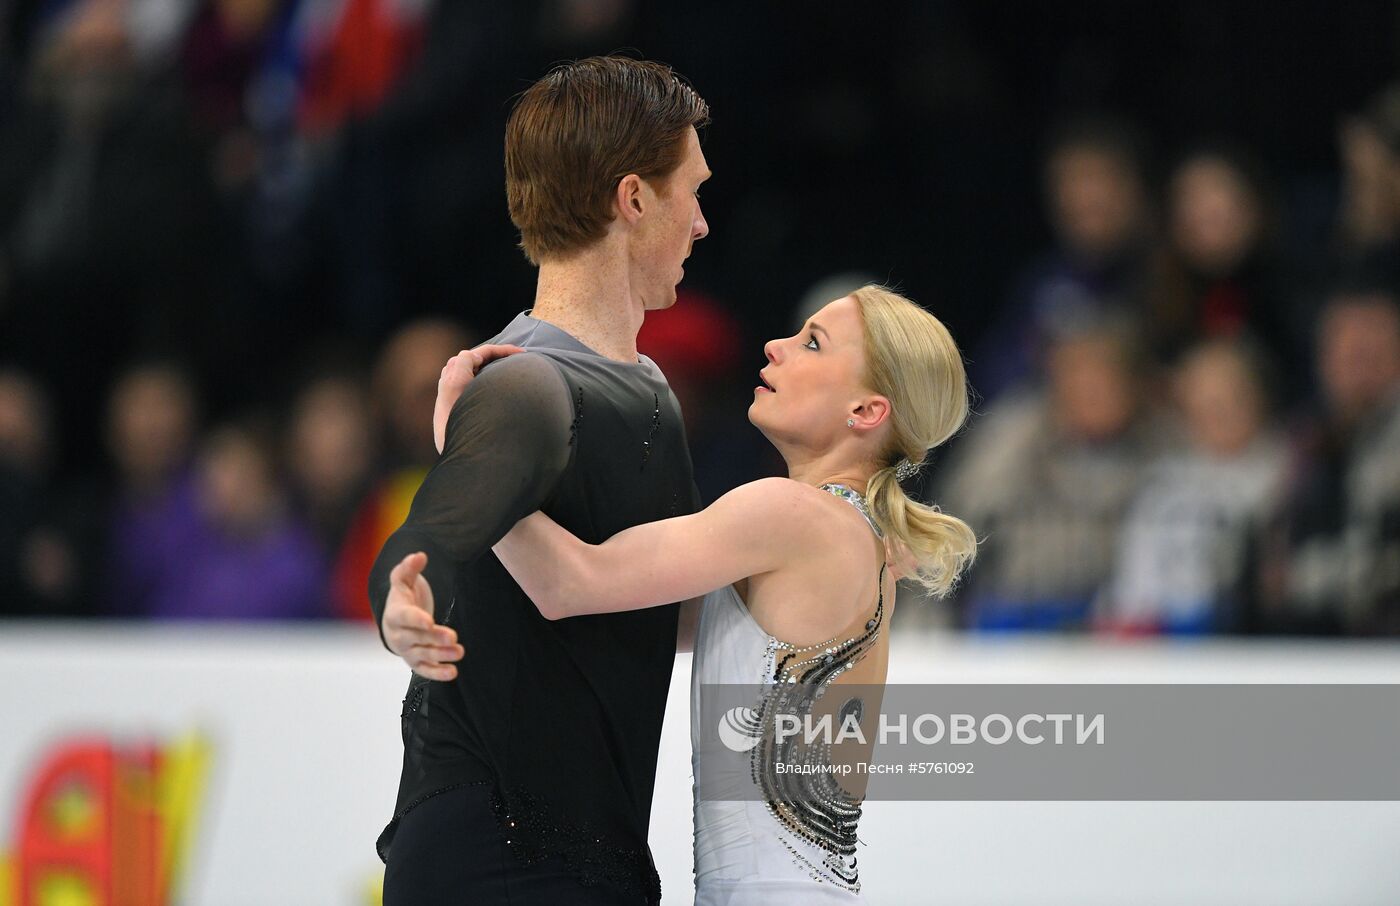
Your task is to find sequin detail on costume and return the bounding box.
[745,484,886,894]
[568,386,584,446]
[641,393,661,470]
[819,483,883,538]
[488,784,661,904]
[402,678,427,716]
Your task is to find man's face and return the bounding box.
[637,127,711,311]
[1319,297,1400,421]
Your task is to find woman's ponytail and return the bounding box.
[866,464,977,597]
[852,285,979,596]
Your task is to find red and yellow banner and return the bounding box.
[0,733,209,906]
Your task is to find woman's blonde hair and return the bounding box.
[851,285,977,597]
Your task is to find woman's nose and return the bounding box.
[764,339,779,363]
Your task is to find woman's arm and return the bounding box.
[492,477,817,620]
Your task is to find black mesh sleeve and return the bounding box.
[367,353,574,647]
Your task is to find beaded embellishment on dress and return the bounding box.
[818,483,883,538]
[746,484,886,893]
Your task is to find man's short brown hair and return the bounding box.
[505,56,710,264]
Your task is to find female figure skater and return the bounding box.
[429,284,976,903]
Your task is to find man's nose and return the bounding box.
[693,206,709,241]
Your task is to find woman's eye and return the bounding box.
[804,335,820,351]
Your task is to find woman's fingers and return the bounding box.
[470,344,525,372]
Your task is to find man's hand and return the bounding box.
[383,552,463,681]
[434,344,526,454]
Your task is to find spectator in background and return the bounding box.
[0,371,62,614]
[942,322,1161,630]
[371,318,474,470]
[147,420,324,624]
[298,0,432,137]
[285,372,376,557]
[0,0,220,479]
[103,362,201,616]
[1145,145,1309,401]
[107,362,199,498]
[1098,339,1286,634]
[1335,83,1400,280]
[135,418,325,619]
[1,368,108,616]
[972,117,1154,401]
[1254,286,1400,634]
[331,318,472,620]
[105,363,343,621]
[179,0,282,144]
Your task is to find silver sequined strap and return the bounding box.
[817,483,883,538]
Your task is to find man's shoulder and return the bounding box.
[449,353,573,440]
[471,350,569,394]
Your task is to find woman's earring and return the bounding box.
[847,419,855,428]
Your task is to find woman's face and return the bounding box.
[749,296,869,447]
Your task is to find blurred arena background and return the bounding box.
[1,1,1399,903]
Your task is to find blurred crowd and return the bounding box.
[935,112,1400,636]
[1,0,1398,636]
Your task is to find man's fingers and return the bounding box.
[386,606,435,634]
[407,642,465,664]
[386,613,455,642]
[389,552,428,589]
[385,611,457,661]
[411,661,458,682]
[405,642,464,682]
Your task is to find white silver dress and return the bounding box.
[689,484,885,905]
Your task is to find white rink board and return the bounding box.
[1,623,1398,905]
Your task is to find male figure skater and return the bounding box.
[369,57,711,905]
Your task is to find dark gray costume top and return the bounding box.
[368,313,699,904]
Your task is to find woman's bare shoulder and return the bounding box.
[713,478,878,593]
[714,478,855,547]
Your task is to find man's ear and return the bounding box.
[615,173,645,225]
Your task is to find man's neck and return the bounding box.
[530,249,645,364]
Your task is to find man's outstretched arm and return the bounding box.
[368,353,572,678]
